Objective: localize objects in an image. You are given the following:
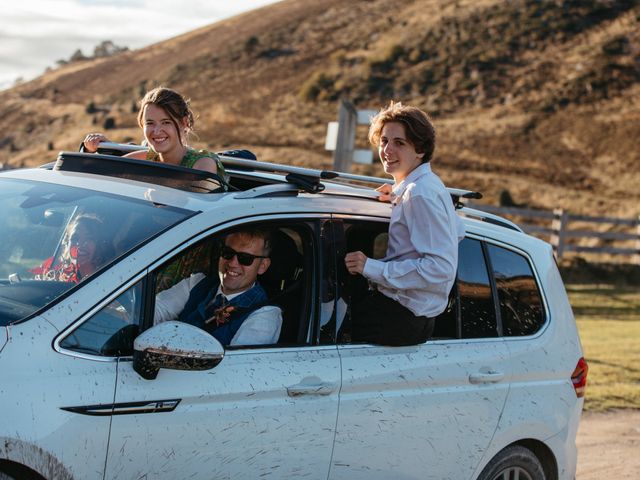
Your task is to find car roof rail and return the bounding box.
[74,142,481,204]
[460,206,524,232]
[234,183,300,199]
[91,141,144,156]
[85,143,331,195]
[217,154,483,207]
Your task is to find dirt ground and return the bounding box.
[576,410,640,479]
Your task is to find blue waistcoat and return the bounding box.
[178,277,269,345]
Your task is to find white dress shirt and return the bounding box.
[363,163,465,317]
[154,273,282,346]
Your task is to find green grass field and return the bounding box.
[567,284,640,411]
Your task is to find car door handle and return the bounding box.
[469,370,505,384]
[286,377,338,397]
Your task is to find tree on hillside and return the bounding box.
[54,40,128,69]
[93,40,129,58]
[70,49,87,62]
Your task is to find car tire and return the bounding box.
[0,470,23,480]
[476,445,546,480]
[0,471,41,480]
[0,462,44,480]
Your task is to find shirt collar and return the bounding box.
[216,283,256,301]
[392,162,432,197]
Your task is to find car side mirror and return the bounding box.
[133,321,224,380]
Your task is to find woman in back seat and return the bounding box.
[33,214,113,284]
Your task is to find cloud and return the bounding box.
[0,0,279,89]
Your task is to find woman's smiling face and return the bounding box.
[378,121,424,183]
[142,103,185,154]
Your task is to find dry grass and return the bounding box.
[568,284,640,411]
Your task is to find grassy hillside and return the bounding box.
[1,0,639,217]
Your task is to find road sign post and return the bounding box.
[326,99,376,172]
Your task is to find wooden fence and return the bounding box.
[468,204,640,265]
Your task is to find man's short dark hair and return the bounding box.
[225,227,273,256]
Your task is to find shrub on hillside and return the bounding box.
[86,102,98,114]
[367,44,405,73]
[602,36,631,56]
[299,72,337,102]
[245,36,259,53]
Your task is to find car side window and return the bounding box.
[486,244,545,336]
[458,238,498,338]
[152,222,312,347]
[59,281,143,356]
[154,240,216,292]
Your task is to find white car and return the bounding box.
[0,149,587,480]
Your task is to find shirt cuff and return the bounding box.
[363,258,385,282]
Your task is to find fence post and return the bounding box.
[634,215,640,266]
[333,99,357,172]
[550,208,569,260]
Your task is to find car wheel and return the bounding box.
[477,445,546,480]
[0,470,24,480]
[0,462,44,480]
[0,470,41,480]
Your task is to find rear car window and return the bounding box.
[458,238,498,338]
[0,178,193,325]
[486,244,545,336]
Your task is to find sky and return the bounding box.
[0,0,280,90]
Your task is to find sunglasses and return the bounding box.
[220,246,268,266]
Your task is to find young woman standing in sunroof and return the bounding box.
[82,86,225,177]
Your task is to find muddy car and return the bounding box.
[0,150,587,480]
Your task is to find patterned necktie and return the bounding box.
[204,293,234,327]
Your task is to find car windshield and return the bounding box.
[0,178,194,325]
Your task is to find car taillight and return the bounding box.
[571,357,588,398]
